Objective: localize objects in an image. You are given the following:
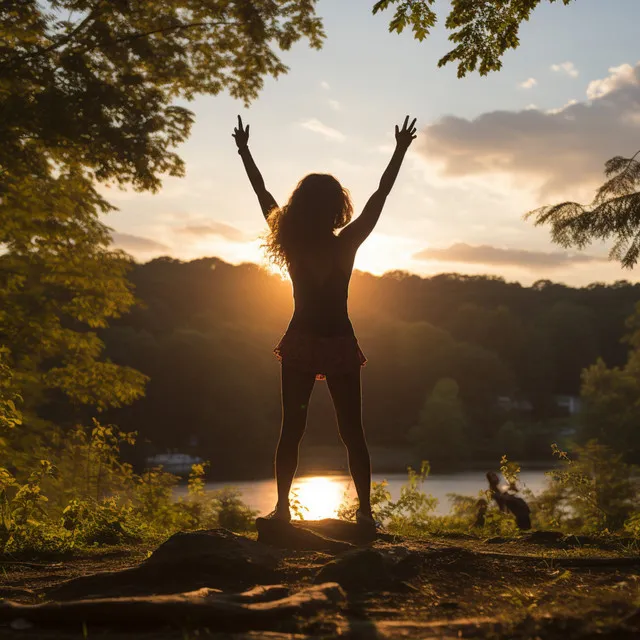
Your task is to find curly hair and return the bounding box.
[263,174,353,270]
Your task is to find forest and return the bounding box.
[95,257,640,478]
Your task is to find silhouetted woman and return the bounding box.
[234,115,417,526]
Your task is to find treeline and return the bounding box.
[99,258,640,478]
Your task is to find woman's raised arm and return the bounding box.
[340,116,417,247]
[233,115,278,221]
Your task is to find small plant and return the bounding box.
[337,461,438,531]
[0,461,73,556]
[337,479,392,522]
[214,487,259,531]
[289,488,309,521]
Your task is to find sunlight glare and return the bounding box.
[291,476,346,520]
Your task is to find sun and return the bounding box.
[291,476,346,520]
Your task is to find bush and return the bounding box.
[530,441,640,533]
[0,421,259,557]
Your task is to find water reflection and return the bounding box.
[175,470,551,519]
[291,476,347,520]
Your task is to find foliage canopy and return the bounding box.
[0,0,324,434]
[373,0,575,77]
[527,152,640,269]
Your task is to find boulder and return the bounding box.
[291,518,381,544]
[256,517,398,552]
[255,518,355,553]
[49,529,282,601]
[314,546,424,592]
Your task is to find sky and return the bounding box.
[105,0,640,287]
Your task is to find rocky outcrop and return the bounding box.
[256,517,396,551]
[49,528,282,601]
[314,545,425,592]
[255,517,355,553]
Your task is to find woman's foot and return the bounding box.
[263,503,291,523]
[356,509,380,529]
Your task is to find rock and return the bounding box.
[146,529,281,570]
[49,529,282,601]
[0,583,346,631]
[485,536,509,544]
[314,546,423,591]
[290,518,388,544]
[522,530,565,545]
[256,518,355,553]
[315,548,384,589]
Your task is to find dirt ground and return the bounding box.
[1,532,639,639]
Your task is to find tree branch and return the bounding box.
[7,14,227,69]
[12,4,102,66]
[103,21,222,47]
[611,149,640,181]
[61,19,229,61]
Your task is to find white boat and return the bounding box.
[145,452,204,475]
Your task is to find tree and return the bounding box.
[527,152,640,268]
[372,0,574,77]
[537,302,599,395]
[407,378,468,469]
[0,1,323,437]
[580,303,640,460]
[1,1,324,191]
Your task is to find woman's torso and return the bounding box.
[286,235,356,337]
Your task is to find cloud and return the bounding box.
[416,61,640,198]
[546,98,577,115]
[178,222,246,242]
[587,63,637,99]
[551,61,579,77]
[111,232,169,253]
[320,80,330,90]
[413,243,607,269]
[329,99,341,111]
[299,118,345,141]
[519,77,537,89]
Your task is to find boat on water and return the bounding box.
[145,452,204,476]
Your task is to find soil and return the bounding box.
[0,523,639,639]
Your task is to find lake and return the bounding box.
[174,469,551,519]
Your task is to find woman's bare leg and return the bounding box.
[275,366,316,514]
[326,370,372,517]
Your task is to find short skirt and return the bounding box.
[274,328,367,380]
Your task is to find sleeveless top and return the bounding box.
[286,240,355,338]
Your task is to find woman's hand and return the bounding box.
[395,115,417,149]
[232,115,250,150]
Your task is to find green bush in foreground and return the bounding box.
[0,421,258,557]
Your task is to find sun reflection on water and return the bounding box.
[290,476,348,520]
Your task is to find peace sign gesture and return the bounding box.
[232,115,250,150]
[395,115,417,149]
